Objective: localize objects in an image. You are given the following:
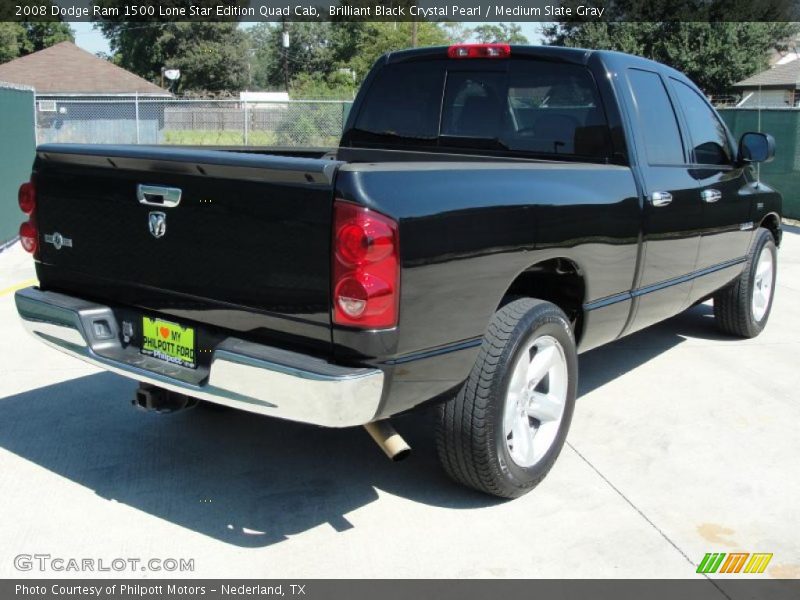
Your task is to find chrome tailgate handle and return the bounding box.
[701,189,722,203]
[137,184,181,207]
[650,191,673,207]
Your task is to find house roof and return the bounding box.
[733,59,800,89]
[0,42,170,96]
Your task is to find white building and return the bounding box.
[733,60,800,108]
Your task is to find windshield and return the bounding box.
[348,58,611,161]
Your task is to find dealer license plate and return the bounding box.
[141,317,196,369]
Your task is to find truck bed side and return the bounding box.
[333,160,640,418]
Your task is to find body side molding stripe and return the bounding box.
[386,256,748,363]
[383,337,483,365]
[584,256,747,311]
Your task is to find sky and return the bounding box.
[70,21,549,55]
[71,21,110,54]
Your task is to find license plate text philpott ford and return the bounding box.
[141,317,196,368]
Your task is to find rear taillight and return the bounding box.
[19,220,38,254]
[447,43,511,59]
[332,200,399,329]
[18,179,38,255]
[18,181,36,215]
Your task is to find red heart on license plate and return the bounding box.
[160,327,170,339]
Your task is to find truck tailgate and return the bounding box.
[32,144,342,353]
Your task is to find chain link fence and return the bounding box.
[711,92,800,109]
[35,98,353,147]
[709,95,743,108]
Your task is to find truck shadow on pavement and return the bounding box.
[0,301,727,547]
[578,301,722,396]
[0,371,489,548]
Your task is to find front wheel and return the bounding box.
[714,227,777,338]
[436,298,578,498]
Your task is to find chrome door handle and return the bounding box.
[137,184,181,207]
[701,189,722,203]
[650,191,673,207]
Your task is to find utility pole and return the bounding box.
[282,19,289,93]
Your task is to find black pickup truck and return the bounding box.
[15,44,781,498]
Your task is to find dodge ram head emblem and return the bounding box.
[44,232,72,250]
[148,212,166,239]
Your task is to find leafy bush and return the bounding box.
[275,104,345,146]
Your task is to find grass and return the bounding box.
[162,130,279,146]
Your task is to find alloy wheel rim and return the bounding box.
[752,247,774,322]
[503,334,568,468]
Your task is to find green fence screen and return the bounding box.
[0,83,36,248]
[719,109,800,219]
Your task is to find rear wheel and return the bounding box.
[436,298,578,498]
[714,228,777,338]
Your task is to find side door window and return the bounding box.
[670,79,733,166]
[627,69,685,166]
[670,77,752,274]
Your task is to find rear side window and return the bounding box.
[627,69,684,165]
[349,58,611,160]
[671,79,733,165]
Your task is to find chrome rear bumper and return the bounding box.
[15,287,384,427]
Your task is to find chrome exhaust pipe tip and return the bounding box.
[364,420,411,461]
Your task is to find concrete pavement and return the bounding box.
[0,229,797,580]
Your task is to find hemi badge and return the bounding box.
[740,221,754,231]
[44,232,73,250]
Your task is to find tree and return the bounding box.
[96,21,249,93]
[0,20,73,64]
[249,20,457,94]
[289,71,356,100]
[470,23,529,44]
[544,4,798,94]
[0,0,71,60]
[21,22,74,53]
[0,23,24,63]
[94,0,250,93]
[336,22,453,81]
[440,22,471,44]
[248,22,337,90]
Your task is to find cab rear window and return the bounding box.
[349,58,611,161]
[352,62,444,142]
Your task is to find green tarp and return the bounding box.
[0,84,36,247]
[719,108,800,219]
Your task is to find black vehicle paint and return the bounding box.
[27,45,782,421]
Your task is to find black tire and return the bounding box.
[436,298,578,499]
[714,228,777,338]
